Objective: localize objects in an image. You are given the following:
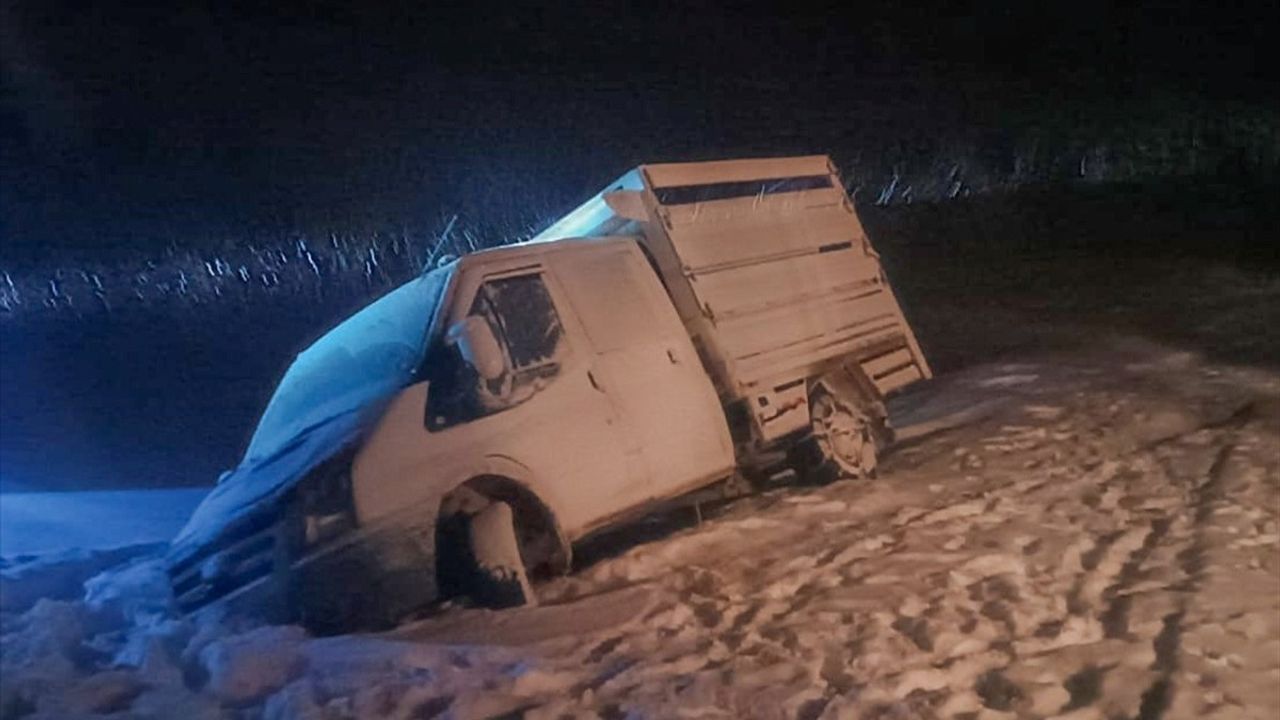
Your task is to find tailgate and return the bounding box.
[641,156,931,397]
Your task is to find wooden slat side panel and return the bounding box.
[882,280,934,381]
[712,289,901,364]
[665,203,865,273]
[733,324,911,389]
[689,249,882,323]
[860,348,916,380]
[643,156,832,188]
[662,187,844,229]
[872,365,925,395]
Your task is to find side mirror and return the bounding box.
[447,316,505,381]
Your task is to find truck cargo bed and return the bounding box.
[532,155,930,410]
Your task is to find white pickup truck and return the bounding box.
[167,155,931,631]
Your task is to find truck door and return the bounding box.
[551,242,735,498]
[431,267,655,527]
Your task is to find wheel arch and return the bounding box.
[436,456,573,578]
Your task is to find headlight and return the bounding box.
[299,460,355,547]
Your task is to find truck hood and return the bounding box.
[168,405,372,557]
[169,266,454,561]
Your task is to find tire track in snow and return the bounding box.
[1099,517,1171,639]
[1136,420,1247,720]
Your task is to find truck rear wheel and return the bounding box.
[794,390,882,484]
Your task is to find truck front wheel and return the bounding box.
[463,500,537,608]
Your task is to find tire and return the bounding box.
[466,501,537,608]
[793,389,882,484]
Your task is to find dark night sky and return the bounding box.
[2,1,1277,263]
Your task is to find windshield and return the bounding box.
[243,265,454,464]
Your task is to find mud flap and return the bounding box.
[468,501,537,608]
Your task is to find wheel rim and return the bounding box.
[811,393,875,477]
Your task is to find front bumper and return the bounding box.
[168,500,440,632]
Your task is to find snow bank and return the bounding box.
[1,544,161,615]
[199,626,309,705]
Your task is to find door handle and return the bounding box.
[587,369,604,393]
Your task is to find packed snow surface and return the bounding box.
[2,340,1278,719]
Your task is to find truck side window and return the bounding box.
[475,274,563,373]
[425,273,565,431]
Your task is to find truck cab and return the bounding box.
[353,237,736,551]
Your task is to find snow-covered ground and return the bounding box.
[2,339,1278,719]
